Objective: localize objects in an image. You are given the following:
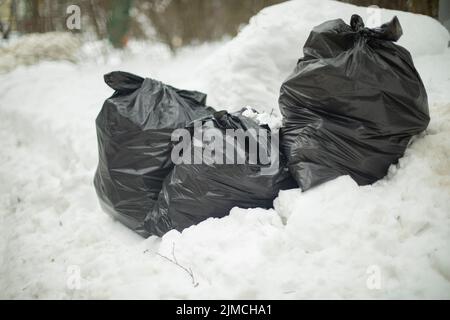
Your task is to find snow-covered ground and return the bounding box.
[0,0,449,299]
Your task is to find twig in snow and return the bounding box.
[145,243,199,287]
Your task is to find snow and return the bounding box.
[0,0,449,299]
[0,32,82,73]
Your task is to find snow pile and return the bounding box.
[192,0,450,116]
[0,0,450,299]
[0,32,82,73]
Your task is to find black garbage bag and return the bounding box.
[141,110,297,237]
[94,71,213,234]
[279,15,429,191]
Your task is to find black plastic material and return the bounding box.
[279,15,429,191]
[142,110,297,237]
[94,71,213,234]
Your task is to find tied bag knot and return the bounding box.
[350,14,403,42]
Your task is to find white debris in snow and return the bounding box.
[0,0,449,299]
[241,107,282,129]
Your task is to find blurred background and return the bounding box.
[0,0,448,50]
[0,0,448,73]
